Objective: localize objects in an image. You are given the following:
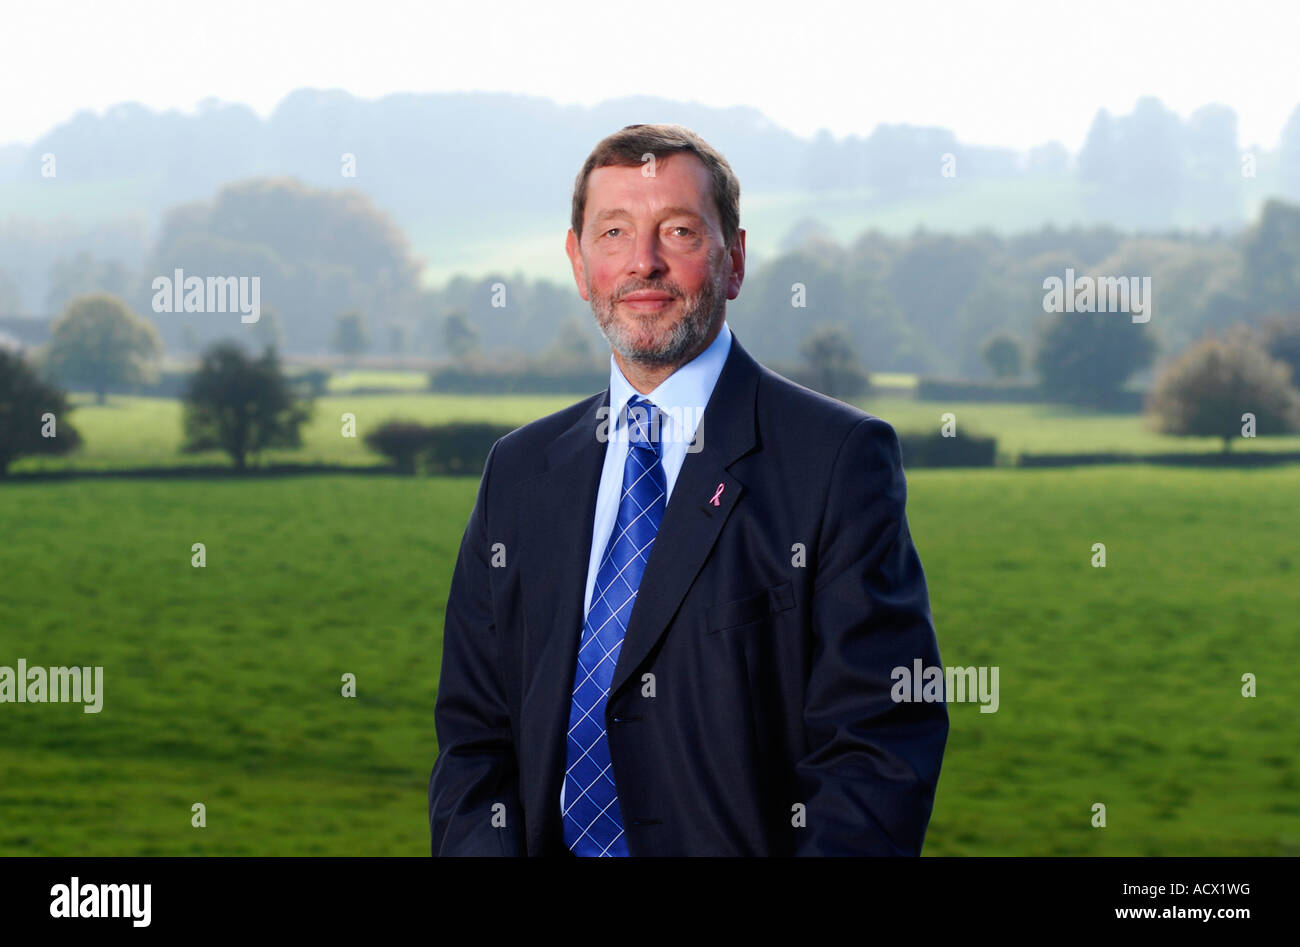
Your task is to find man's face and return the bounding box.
[566,152,745,367]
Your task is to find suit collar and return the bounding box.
[545,326,758,473]
[605,320,733,447]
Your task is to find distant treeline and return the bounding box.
[4,88,1300,347]
[4,176,1300,382]
[4,89,1297,240]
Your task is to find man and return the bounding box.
[428,124,947,856]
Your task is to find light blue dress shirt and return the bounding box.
[560,319,733,820]
[583,320,733,617]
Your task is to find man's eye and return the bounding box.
[671,227,693,236]
[604,228,622,237]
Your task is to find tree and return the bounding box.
[1184,104,1243,227]
[45,293,163,404]
[1242,200,1300,316]
[799,324,869,400]
[332,310,369,362]
[1078,99,1184,228]
[542,316,595,365]
[1259,315,1300,391]
[779,217,836,254]
[443,309,479,359]
[254,304,287,352]
[1146,332,1300,451]
[886,233,999,375]
[955,278,1023,378]
[146,177,422,354]
[44,252,133,315]
[181,341,312,470]
[0,349,83,475]
[803,130,854,193]
[1077,109,1119,188]
[1034,309,1157,407]
[862,124,959,197]
[981,331,1024,380]
[1279,104,1300,203]
[0,267,26,317]
[1119,96,1184,228]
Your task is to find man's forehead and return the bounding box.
[585,154,713,219]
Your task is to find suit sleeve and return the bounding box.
[428,440,526,856]
[793,416,948,856]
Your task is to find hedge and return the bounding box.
[429,363,606,395]
[1018,450,1300,467]
[364,419,517,475]
[897,431,998,467]
[916,377,1145,411]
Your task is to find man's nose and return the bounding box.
[630,231,666,277]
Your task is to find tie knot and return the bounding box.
[624,396,662,452]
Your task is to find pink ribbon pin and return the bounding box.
[709,483,725,506]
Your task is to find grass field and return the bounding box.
[1,466,1297,855]
[854,398,1300,460]
[9,389,1300,475]
[326,370,432,393]
[11,393,584,472]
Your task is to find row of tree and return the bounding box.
[4,309,1298,476]
[9,178,1300,387]
[0,337,308,475]
[23,274,1300,415]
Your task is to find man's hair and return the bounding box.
[571,124,741,251]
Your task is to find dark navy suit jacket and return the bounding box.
[428,332,947,855]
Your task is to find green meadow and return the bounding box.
[3,382,1298,854]
[2,463,1297,855]
[10,390,1300,474]
[11,392,583,472]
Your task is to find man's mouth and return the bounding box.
[620,292,676,311]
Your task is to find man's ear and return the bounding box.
[565,229,590,302]
[725,227,746,301]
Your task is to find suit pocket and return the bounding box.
[705,580,796,634]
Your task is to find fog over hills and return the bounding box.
[2,88,1299,376]
[5,88,1295,292]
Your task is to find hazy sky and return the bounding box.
[4,0,1298,151]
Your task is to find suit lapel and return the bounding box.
[518,388,609,853]
[608,334,759,699]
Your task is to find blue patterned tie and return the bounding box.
[563,394,667,857]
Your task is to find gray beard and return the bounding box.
[591,263,726,367]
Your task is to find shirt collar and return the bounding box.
[607,320,732,445]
